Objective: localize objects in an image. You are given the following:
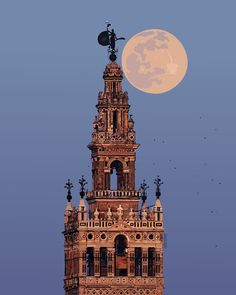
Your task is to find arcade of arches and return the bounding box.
[82,235,160,277]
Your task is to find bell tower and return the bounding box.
[89,61,138,192]
[63,25,164,295]
[87,61,140,217]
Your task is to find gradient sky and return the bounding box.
[0,1,236,294]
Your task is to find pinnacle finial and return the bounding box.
[154,175,164,199]
[79,175,87,198]
[98,23,125,62]
[64,179,73,202]
[140,179,149,203]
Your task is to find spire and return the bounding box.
[78,175,87,221]
[154,176,164,221]
[64,179,73,223]
[88,28,139,193]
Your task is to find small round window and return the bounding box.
[101,233,106,240]
[87,233,93,240]
[136,234,141,240]
[149,234,154,240]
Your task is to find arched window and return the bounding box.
[86,247,94,276]
[113,110,118,132]
[115,235,128,276]
[100,247,108,276]
[135,248,142,276]
[110,160,123,190]
[113,82,117,97]
[148,248,155,276]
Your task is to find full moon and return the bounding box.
[121,29,188,94]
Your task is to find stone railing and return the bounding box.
[78,219,163,229]
[87,190,141,199]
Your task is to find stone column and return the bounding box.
[128,160,135,190]
[155,251,161,276]
[80,249,86,276]
[142,248,148,277]
[94,249,100,277]
[107,248,115,277]
[128,248,135,277]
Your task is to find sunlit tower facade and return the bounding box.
[63,26,164,295]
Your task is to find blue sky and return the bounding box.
[0,1,236,294]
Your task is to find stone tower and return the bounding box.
[63,37,164,295]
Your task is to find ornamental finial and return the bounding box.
[98,23,125,62]
[154,175,164,199]
[79,175,87,199]
[64,179,73,202]
[140,179,149,203]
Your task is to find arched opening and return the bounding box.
[100,247,108,276]
[112,110,118,132]
[110,160,123,190]
[112,82,117,98]
[148,248,155,276]
[86,247,94,276]
[114,235,128,276]
[135,248,142,276]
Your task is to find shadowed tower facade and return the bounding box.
[63,27,164,295]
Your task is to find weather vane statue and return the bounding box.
[97,23,125,62]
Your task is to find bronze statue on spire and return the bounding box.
[98,23,125,61]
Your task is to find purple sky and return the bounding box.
[0,1,236,295]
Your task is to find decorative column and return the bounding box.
[155,251,161,275]
[107,248,115,277]
[142,248,148,277]
[104,172,110,190]
[94,249,100,276]
[80,249,86,276]
[73,249,79,275]
[128,160,135,190]
[128,248,135,276]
